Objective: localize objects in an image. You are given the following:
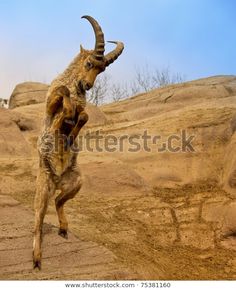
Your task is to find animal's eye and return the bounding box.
[86,61,93,70]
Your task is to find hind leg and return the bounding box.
[33,169,56,269]
[55,167,82,238]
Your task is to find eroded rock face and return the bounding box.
[0,108,31,157]
[222,123,236,195]
[101,76,236,194]
[9,82,49,109]
[202,200,236,245]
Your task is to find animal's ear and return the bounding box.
[80,45,85,53]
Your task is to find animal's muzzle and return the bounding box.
[84,82,92,90]
[77,80,92,92]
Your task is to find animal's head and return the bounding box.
[76,15,124,93]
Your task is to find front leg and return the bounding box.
[47,86,73,119]
[68,107,88,145]
[48,86,74,132]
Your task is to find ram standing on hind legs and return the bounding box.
[33,15,124,270]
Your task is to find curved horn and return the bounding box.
[81,15,105,61]
[105,41,124,66]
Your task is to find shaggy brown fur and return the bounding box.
[33,16,124,269]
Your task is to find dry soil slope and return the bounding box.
[0,195,136,280]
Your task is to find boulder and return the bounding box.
[9,82,49,109]
[222,129,236,195]
[0,108,31,157]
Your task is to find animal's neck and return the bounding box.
[48,53,87,107]
[53,54,81,90]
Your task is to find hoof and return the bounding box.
[58,228,68,239]
[33,259,41,270]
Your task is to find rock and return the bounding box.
[126,207,172,226]
[81,161,149,198]
[86,103,107,127]
[9,82,49,109]
[101,76,236,190]
[225,258,236,273]
[153,225,177,247]
[12,103,45,130]
[222,132,236,196]
[179,223,215,249]
[0,195,20,206]
[0,108,31,157]
[150,208,173,225]
[175,206,199,223]
[202,201,236,238]
[220,237,236,251]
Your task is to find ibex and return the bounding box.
[33,15,124,269]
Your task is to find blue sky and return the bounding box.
[0,0,235,98]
